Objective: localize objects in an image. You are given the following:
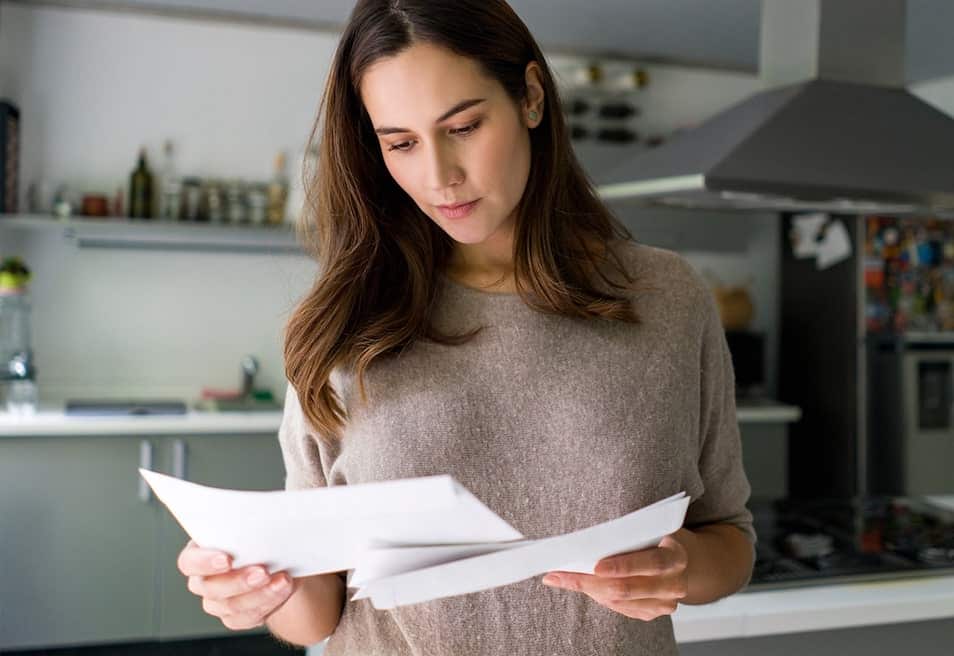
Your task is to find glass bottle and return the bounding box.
[246,183,268,225]
[129,147,155,219]
[180,177,202,222]
[285,145,318,225]
[202,179,224,224]
[225,179,246,224]
[158,139,182,221]
[0,257,37,416]
[266,151,288,225]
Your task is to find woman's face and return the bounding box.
[360,42,544,247]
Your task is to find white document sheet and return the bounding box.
[138,468,689,609]
[349,492,690,609]
[138,469,524,577]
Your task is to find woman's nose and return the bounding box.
[426,143,464,190]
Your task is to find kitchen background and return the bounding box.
[1,0,954,655]
[0,2,781,407]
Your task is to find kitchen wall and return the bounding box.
[0,1,869,405]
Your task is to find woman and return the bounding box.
[177,1,756,653]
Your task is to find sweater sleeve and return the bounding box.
[276,381,351,588]
[682,283,758,547]
[277,381,329,490]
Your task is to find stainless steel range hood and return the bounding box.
[595,0,954,214]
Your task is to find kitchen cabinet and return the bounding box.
[154,433,286,640]
[0,432,285,651]
[0,435,159,649]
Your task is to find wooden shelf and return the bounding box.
[0,213,307,255]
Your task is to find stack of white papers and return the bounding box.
[139,469,690,609]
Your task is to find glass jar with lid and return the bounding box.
[0,257,38,415]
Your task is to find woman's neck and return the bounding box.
[444,228,612,294]
[445,257,517,293]
[446,222,517,292]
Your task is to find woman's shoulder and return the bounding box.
[603,238,710,303]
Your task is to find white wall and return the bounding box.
[1,223,316,403]
[0,2,786,405]
[0,2,335,194]
[0,2,330,403]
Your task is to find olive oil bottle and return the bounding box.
[129,147,154,219]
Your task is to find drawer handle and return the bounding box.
[172,438,188,480]
[139,440,153,503]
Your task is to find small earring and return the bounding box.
[529,110,538,121]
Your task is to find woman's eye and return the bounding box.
[450,120,482,136]
[387,120,481,153]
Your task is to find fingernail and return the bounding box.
[270,576,289,592]
[247,569,267,586]
[213,555,229,571]
[542,574,560,586]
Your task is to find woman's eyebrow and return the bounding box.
[374,98,486,135]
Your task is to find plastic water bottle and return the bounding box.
[0,257,37,416]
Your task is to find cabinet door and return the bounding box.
[155,433,286,640]
[0,436,159,650]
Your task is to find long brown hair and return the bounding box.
[285,0,641,443]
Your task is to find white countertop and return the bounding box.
[672,574,954,642]
[0,408,284,436]
[735,401,801,424]
[0,401,801,437]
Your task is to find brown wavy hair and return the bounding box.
[284,0,641,443]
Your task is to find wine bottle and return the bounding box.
[129,147,154,219]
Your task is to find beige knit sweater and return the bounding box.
[277,240,756,655]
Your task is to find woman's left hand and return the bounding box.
[541,530,690,621]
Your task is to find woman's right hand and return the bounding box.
[177,539,297,631]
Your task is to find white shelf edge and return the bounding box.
[1,213,307,255]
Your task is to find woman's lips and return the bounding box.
[437,199,480,220]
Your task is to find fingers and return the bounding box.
[594,546,684,578]
[200,573,295,623]
[176,539,295,631]
[190,566,290,600]
[177,539,232,577]
[544,572,679,601]
[542,571,684,622]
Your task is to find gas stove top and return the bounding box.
[745,496,954,591]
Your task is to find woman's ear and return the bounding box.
[523,61,545,128]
